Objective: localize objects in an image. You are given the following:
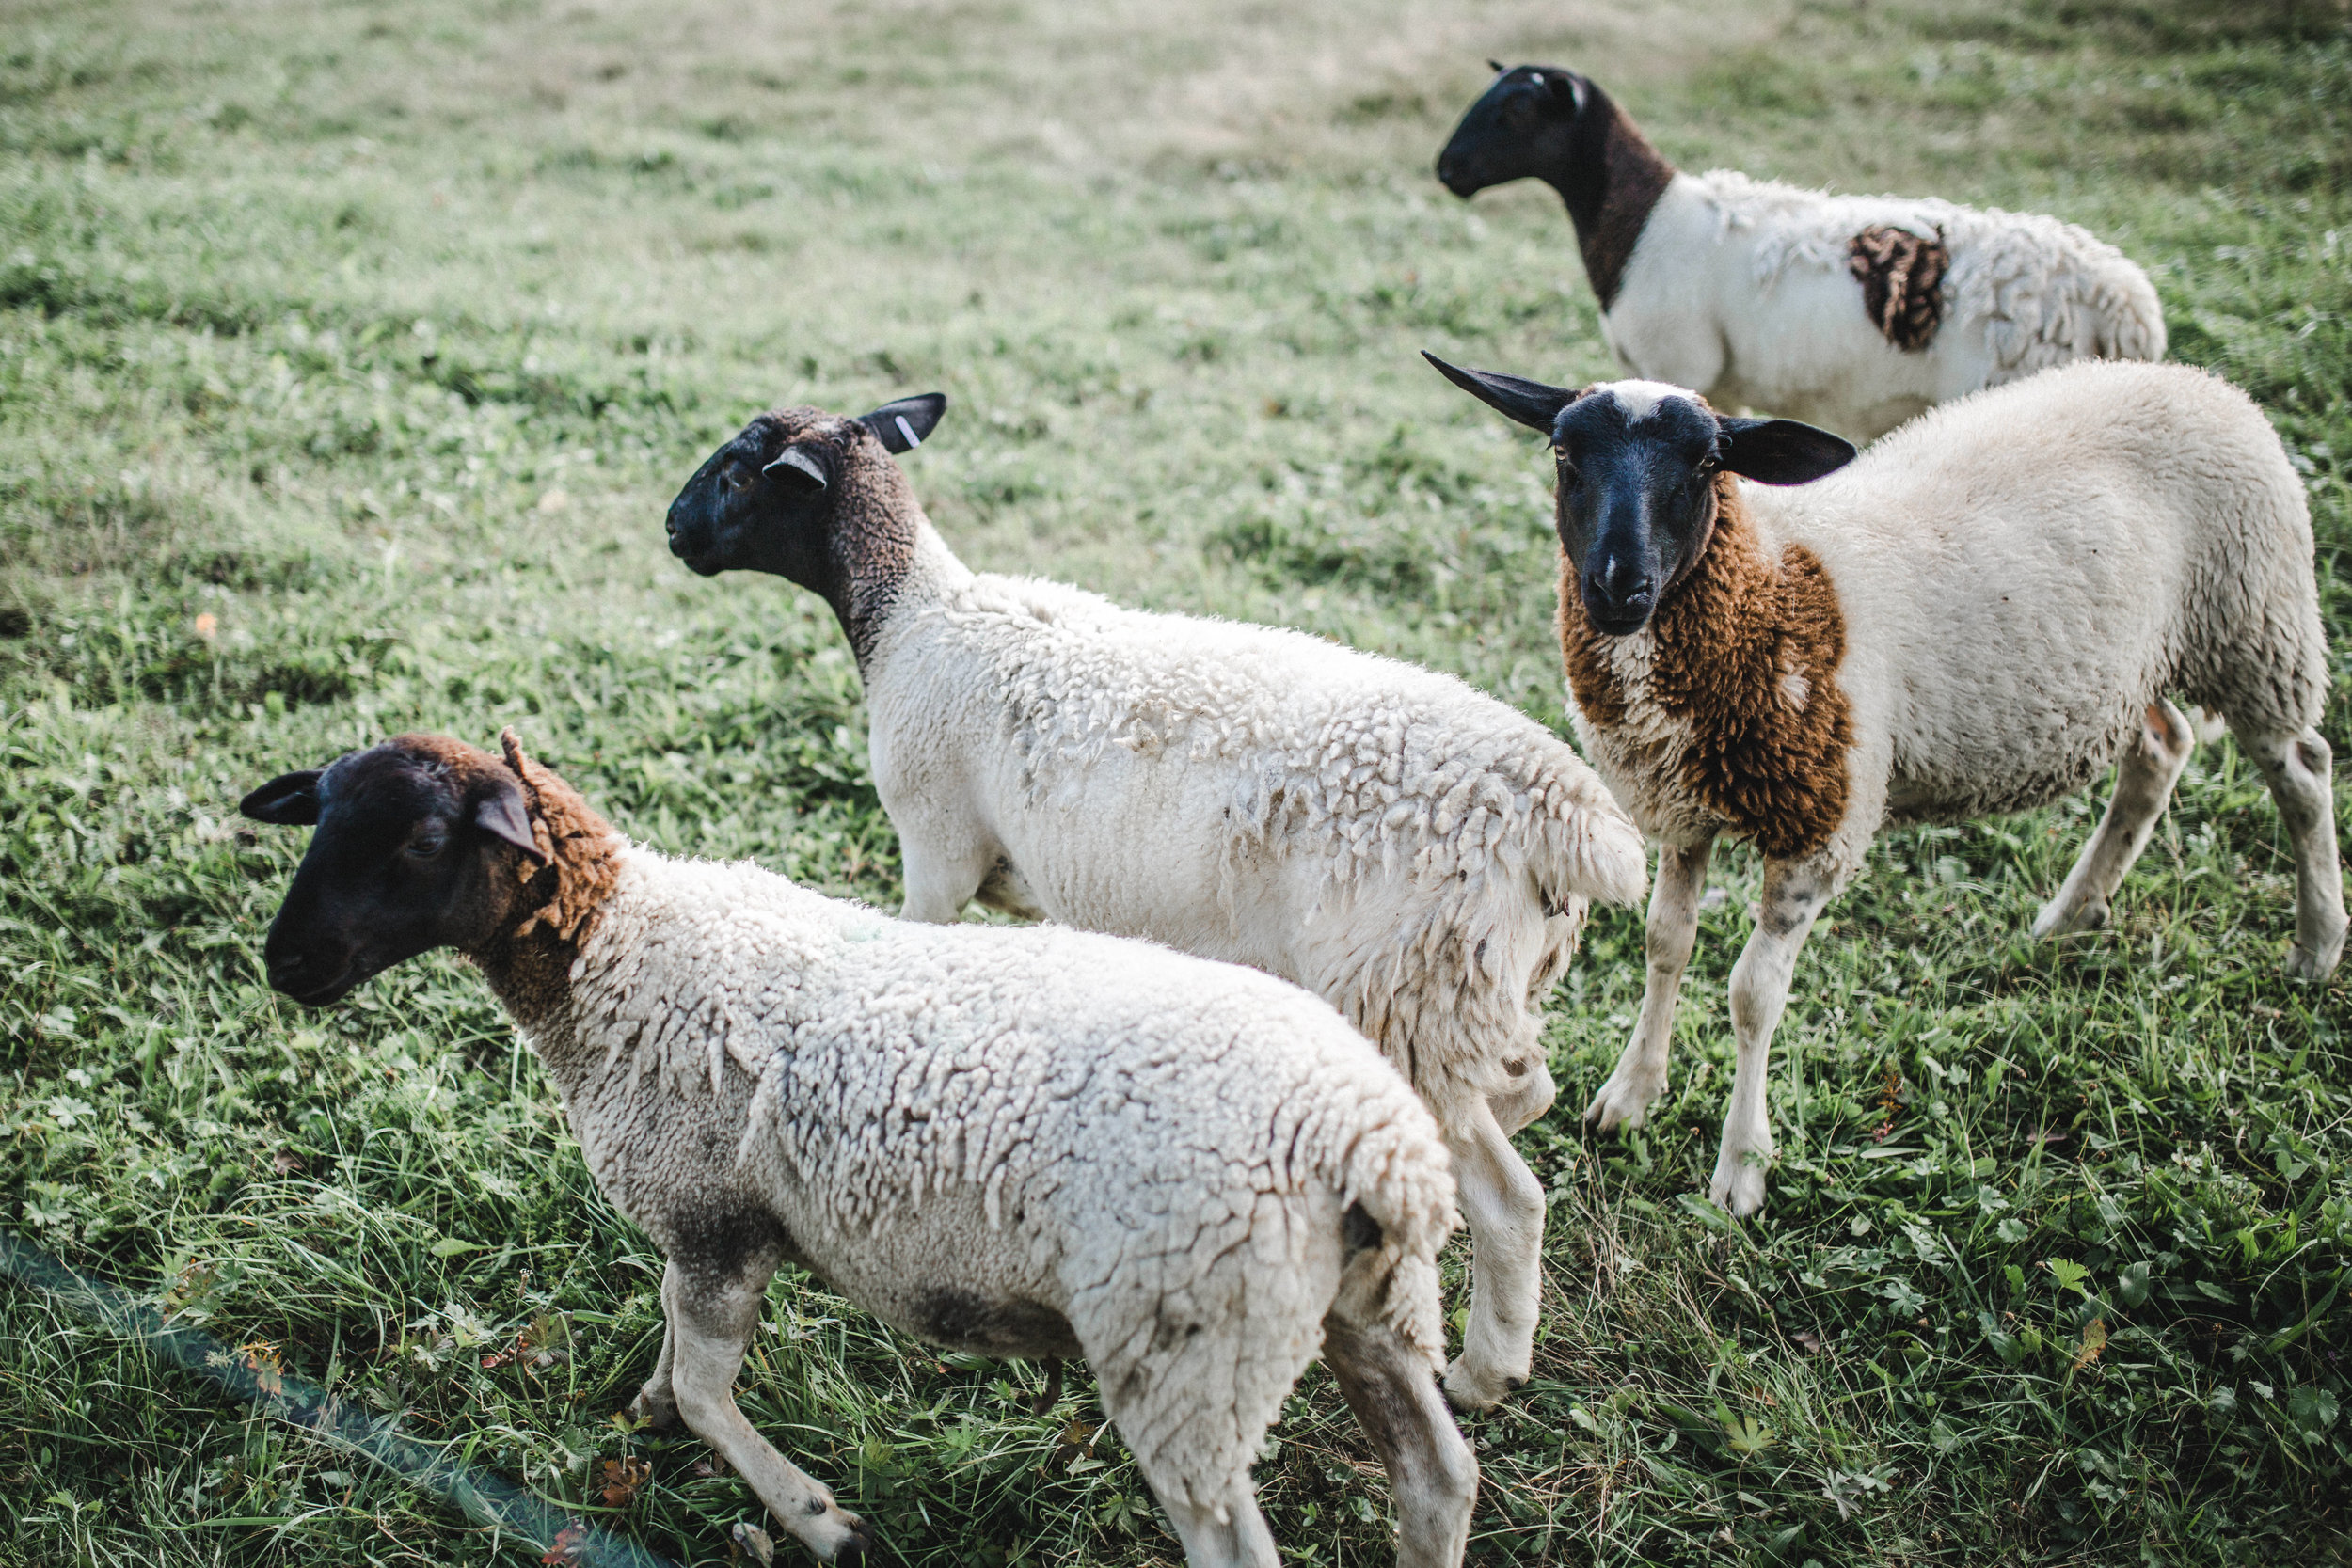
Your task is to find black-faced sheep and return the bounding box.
[1436,63,2167,441]
[662,396,1649,1410]
[242,731,1477,1566]
[1428,353,2343,1217]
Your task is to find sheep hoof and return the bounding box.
[1582,1072,1661,1132]
[627,1389,679,1432]
[1440,1357,1525,1412]
[1707,1158,1770,1219]
[2285,940,2341,984]
[2030,896,2107,941]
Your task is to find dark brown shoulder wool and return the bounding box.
[1558,476,1853,859]
[1847,226,1948,353]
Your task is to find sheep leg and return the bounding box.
[1585,835,1714,1132]
[659,1260,874,1562]
[1151,1480,1279,1568]
[1324,1311,1477,1568]
[1711,858,1833,1218]
[1486,1051,1555,1139]
[2032,701,2195,941]
[897,836,992,925]
[1440,1100,1544,1411]
[626,1316,679,1430]
[2239,723,2348,981]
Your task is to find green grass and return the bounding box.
[2,0,2349,1561]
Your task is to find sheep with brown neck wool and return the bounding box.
[1436,63,2167,442]
[662,395,1648,1412]
[242,730,1478,1568]
[1429,352,2344,1218]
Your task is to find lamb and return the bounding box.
[661,394,1650,1411]
[240,729,1479,1568]
[1435,63,2168,441]
[1426,352,2344,1217]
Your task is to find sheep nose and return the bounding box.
[1591,555,1654,609]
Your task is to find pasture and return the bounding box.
[2,0,2348,1562]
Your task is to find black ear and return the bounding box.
[471,778,547,863]
[1713,416,1857,485]
[762,444,828,493]
[1487,58,1506,72]
[860,392,946,454]
[1422,352,1581,436]
[241,769,324,826]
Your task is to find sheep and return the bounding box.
[1425,352,2345,1217]
[1435,62,2168,441]
[240,729,1479,1568]
[661,395,1650,1411]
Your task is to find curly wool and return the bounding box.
[531,844,1455,1511]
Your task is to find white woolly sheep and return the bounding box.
[662,395,1650,1411]
[1437,63,2168,441]
[1428,353,2344,1217]
[241,730,1477,1568]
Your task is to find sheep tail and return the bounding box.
[1330,1106,1458,1370]
[1534,765,1650,911]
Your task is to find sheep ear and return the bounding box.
[472,784,546,863]
[763,445,828,492]
[1422,351,1580,435]
[1713,416,1857,485]
[860,392,946,454]
[1487,58,1506,72]
[241,769,324,826]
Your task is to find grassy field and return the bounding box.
[3,0,2350,1562]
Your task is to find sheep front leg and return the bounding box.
[627,1315,679,1430]
[1586,835,1714,1132]
[1440,1099,1544,1411]
[897,834,993,925]
[660,1260,874,1561]
[1711,857,1834,1218]
[2032,701,2195,940]
[1324,1310,1477,1567]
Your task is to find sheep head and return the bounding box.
[663,393,945,587]
[240,731,600,1006]
[1435,63,1593,199]
[1422,353,1853,635]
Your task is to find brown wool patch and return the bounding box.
[500,728,623,947]
[1579,99,1677,310]
[1847,226,1948,353]
[1558,476,1853,859]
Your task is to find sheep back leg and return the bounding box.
[1713,856,1836,1218]
[897,834,994,924]
[659,1259,875,1561]
[1439,1098,1544,1410]
[627,1315,679,1430]
[2236,722,2348,980]
[1486,1051,1556,1139]
[2031,701,2196,942]
[1586,835,1715,1132]
[1324,1306,1476,1567]
[1152,1484,1279,1568]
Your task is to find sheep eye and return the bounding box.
[723,465,753,494]
[405,832,447,860]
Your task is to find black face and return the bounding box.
[662,393,947,584]
[241,742,541,1006]
[1422,353,1857,636]
[1436,64,1587,198]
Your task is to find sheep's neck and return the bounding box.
[1558,476,1854,859]
[463,780,626,1041]
[1547,86,1677,311]
[810,468,968,672]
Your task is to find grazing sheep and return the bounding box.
[1426,352,2344,1217]
[662,395,1649,1410]
[1435,63,2168,441]
[241,730,1477,1567]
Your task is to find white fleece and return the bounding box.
[865,552,1649,1121]
[1603,169,2169,441]
[529,847,1454,1513]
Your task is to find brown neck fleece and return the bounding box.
[1556,85,1678,310]
[1558,475,1853,859]
[465,729,625,1033]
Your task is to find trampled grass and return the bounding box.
[2,0,2348,1562]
